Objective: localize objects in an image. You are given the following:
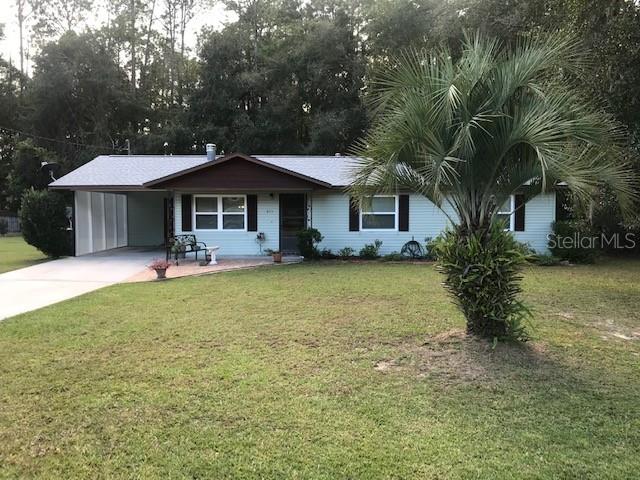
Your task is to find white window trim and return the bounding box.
[497,195,515,231]
[193,194,247,232]
[360,195,398,231]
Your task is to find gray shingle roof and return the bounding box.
[50,154,361,189]
[50,155,210,188]
[254,155,359,187]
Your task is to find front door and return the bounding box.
[279,193,307,254]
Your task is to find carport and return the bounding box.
[49,155,211,256]
[73,190,169,256]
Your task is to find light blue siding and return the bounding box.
[312,192,454,254]
[174,190,555,255]
[175,192,279,255]
[312,191,555,255]
[512,192,556,252]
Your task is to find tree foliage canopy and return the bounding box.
[0,0,639,233]
[350,32,638,233]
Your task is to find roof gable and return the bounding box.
[146,153,331,190]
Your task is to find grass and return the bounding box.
[0,259,639,478]
[0,236,48,273]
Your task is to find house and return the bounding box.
[50,145,557,256]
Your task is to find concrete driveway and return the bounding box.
[0,248,162,320]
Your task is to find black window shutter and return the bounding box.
[398,194,409,231]
[247,194,258,231]
[514,194,525,231]
[181,194,192,232]
[349,197,359,231]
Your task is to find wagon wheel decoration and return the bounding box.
[401,237,424,258]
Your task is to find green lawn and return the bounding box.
[1,260,639,478]
[0,236,47,273]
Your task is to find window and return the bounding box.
[222,196,245,230]
[195,196,218,230]
[495,195,515,231]
[194,195,246,231]
[361,195,397,230]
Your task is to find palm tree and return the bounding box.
[350,32,638,339]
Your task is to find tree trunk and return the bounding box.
[16,0,25,96]
[141,0,156,94]
[178,0,187,106]
[130,0,137,95]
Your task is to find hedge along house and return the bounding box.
[50,145,557,256]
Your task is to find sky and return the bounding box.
[0,1,233,74]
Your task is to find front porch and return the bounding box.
[126,254,303,282]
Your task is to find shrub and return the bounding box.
[0,219,8,236]
[320,248,336,259]
[20,189,70,258]
[337,247,355,258]
[359,240,383,259]
[548,220,598,263]
[296,227,323,259]
[534,254,563,266]
[424,236,442,260]
[432,223,530,341]
[381,252,405,261]
[515,241,536,257]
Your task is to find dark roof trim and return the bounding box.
[49,185,157,192]
[165,187,315,192]
[143,152,333,188]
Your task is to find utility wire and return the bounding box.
[0,125,118,151]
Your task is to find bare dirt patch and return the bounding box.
[374,329,552,386]
[596,319,640,341]
[555,312,640,342]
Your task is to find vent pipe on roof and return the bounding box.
[206,143,216,161]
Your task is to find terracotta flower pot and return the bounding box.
[272,252,282,263]
[154,268,167,279]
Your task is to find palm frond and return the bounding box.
[349,30,639,229]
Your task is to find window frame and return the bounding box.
[360,195,398,231]
[193,194,247,232]
[496,194,515,231]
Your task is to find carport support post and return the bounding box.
[71,190,76,256]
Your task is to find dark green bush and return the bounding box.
[359,240,382,259]
[515,241,536,258]
[548,220,598,263]
[296,228,324,259]
[337,247,355,258]
[381,252,405,261]
[20,189,70,258]
[319,248,336,259]
[533,254,563,266]
[424,236,443,260]
[0,219,8,236]
[432,223,530,341]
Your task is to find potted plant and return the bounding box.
[268,250,282,263]
[171,241,186,259]
[149,259,171,279]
